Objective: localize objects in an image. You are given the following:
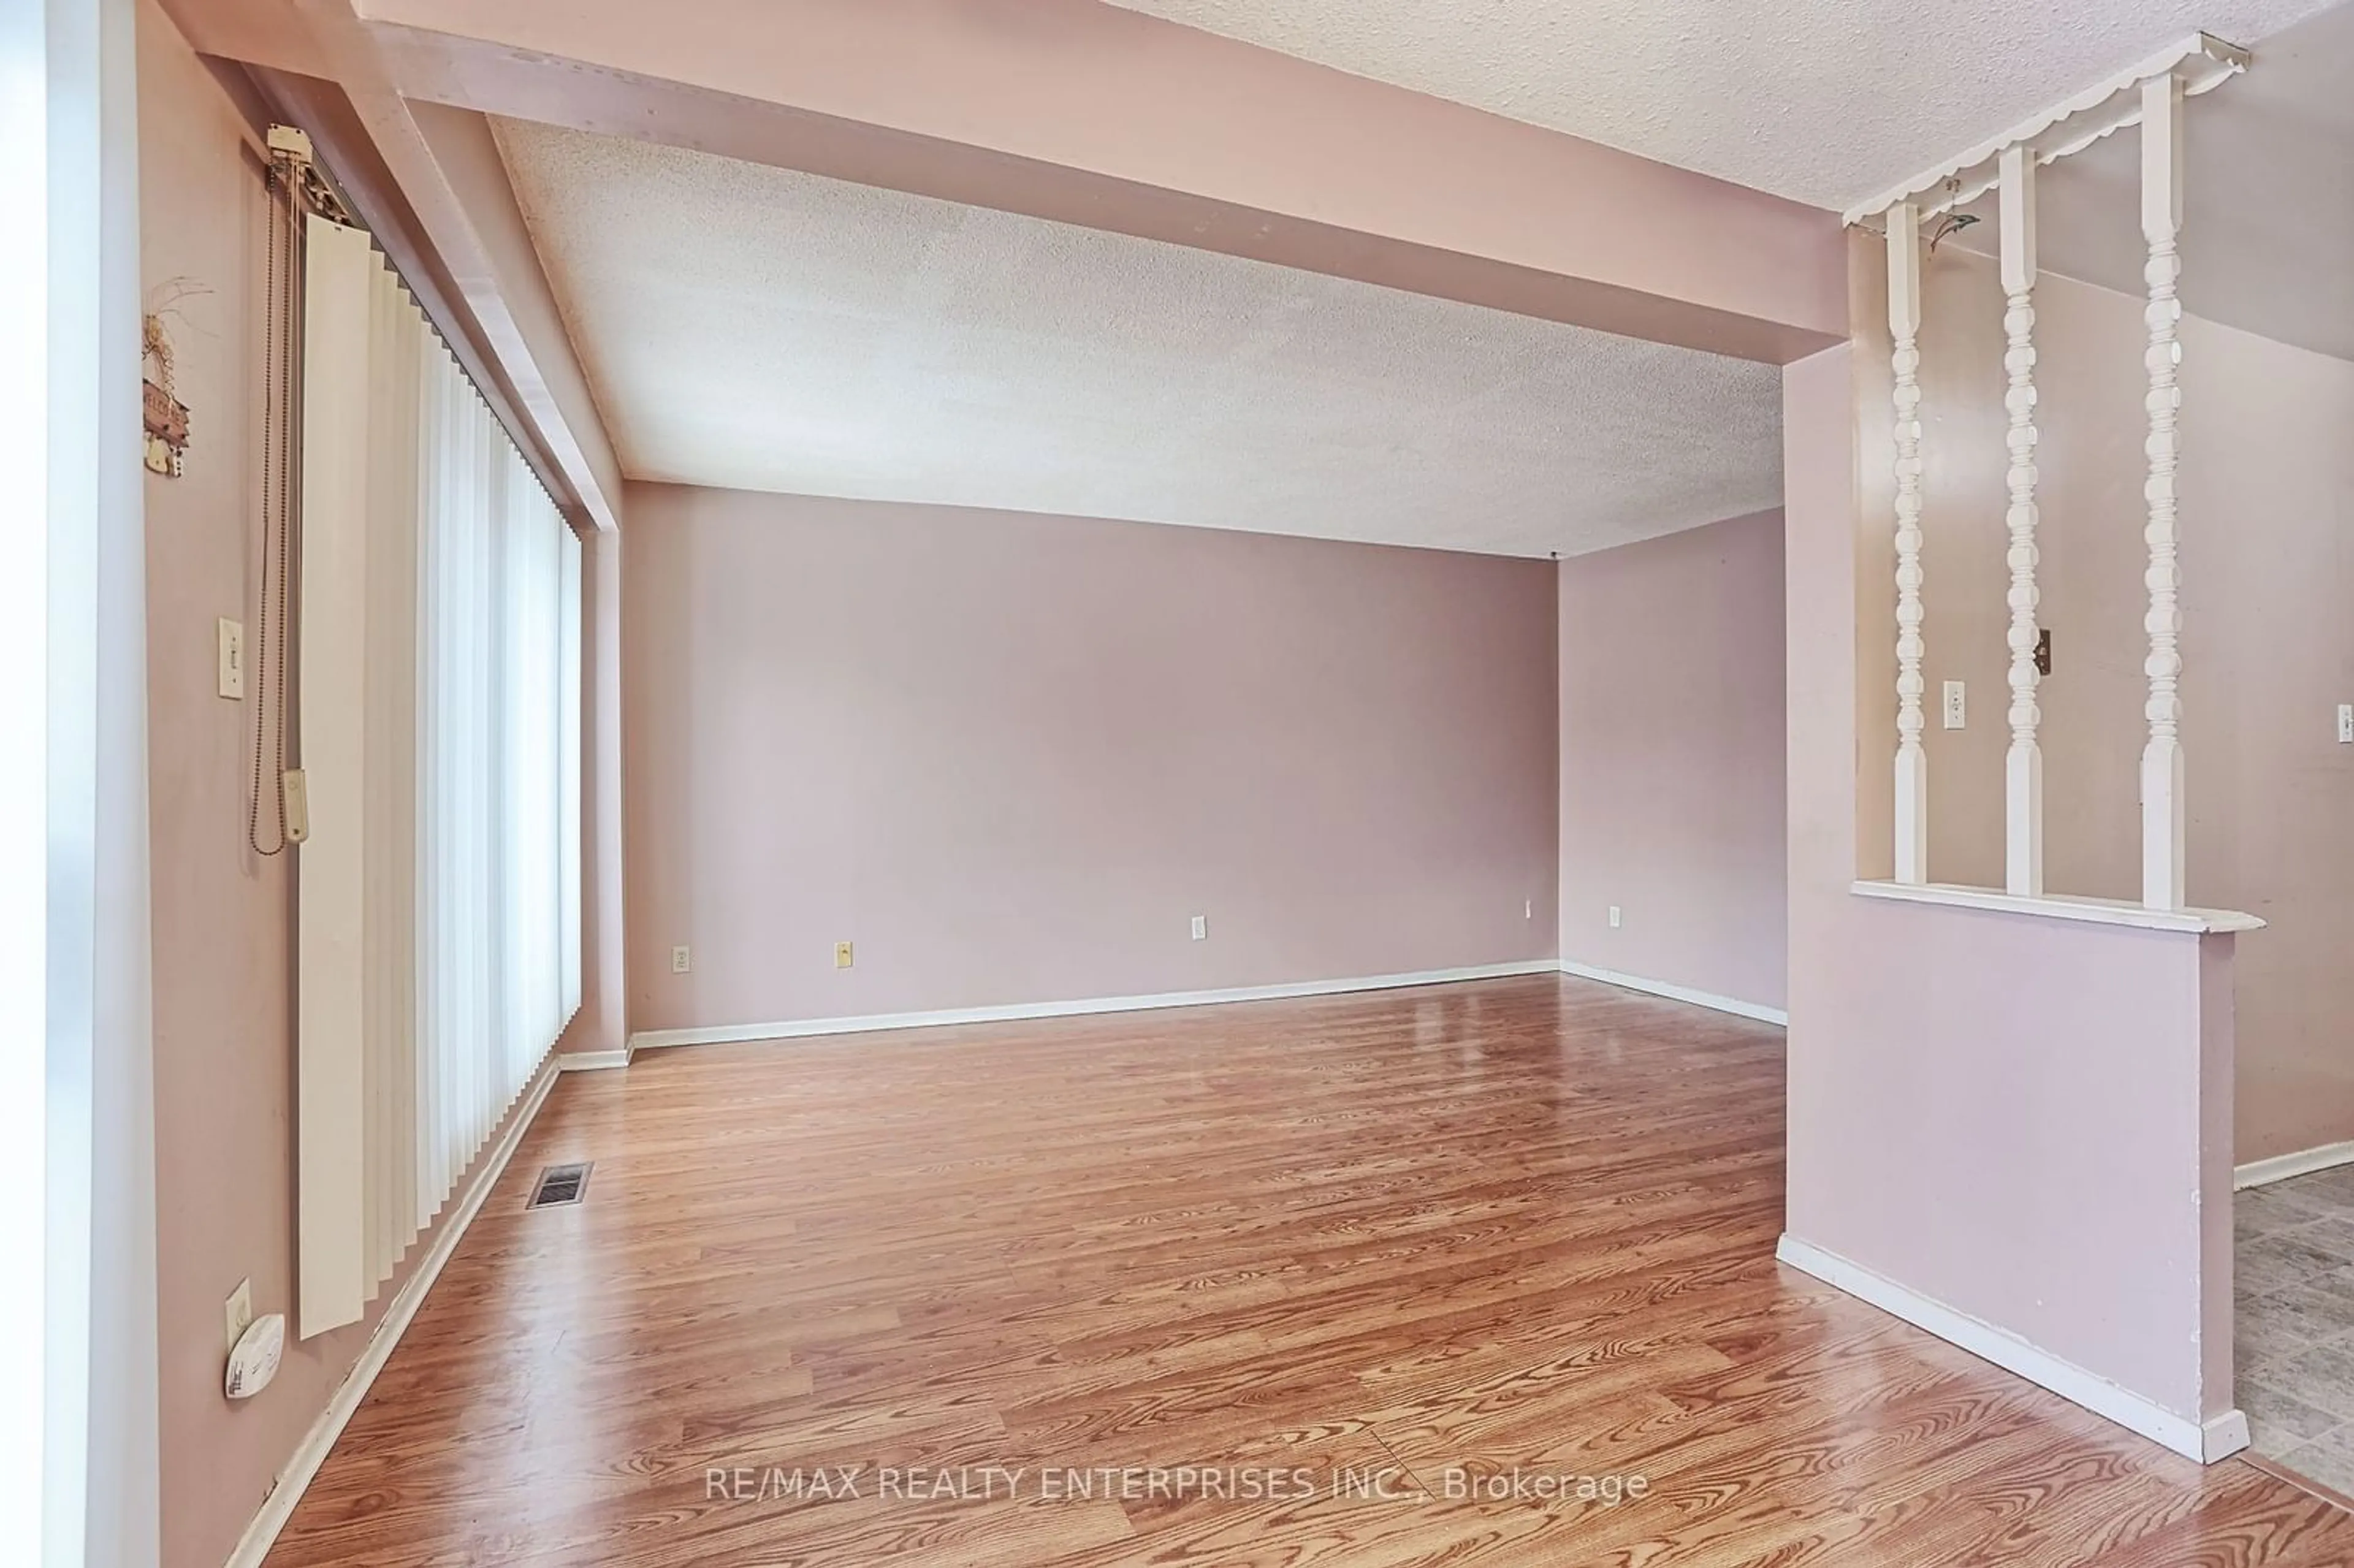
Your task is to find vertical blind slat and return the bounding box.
[296,219,582,1338]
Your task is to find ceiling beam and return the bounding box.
[164,0,628,532]
[357,0,1846,364]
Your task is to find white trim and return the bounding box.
[1775,1234,2245,1463]
[1842,32,2248,226]
[1850,878,2261,935]
[626,961,1563,1052]
[2236,1140,2354,1192]
[557,1048,633,1072]
[224,1052,563,1568]
[1555,961,1787,1026]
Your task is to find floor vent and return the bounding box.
[527,1161,593,1209]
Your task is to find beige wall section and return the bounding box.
[1854,237,2354,1166]
[1558,511,1788,1011]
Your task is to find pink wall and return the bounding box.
[1783,335,2235,1438]
[1853,242,2354,1167]
[137,9,568,1563]
[1558,510,1786,1010]
[557,525,627,1058]
[622,484,1559,1033]
[137,16,314,1561]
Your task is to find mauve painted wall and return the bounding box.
[1558,510,1786,1010]
[1783,335,2233,1430]
[137,11,568,1563]
[137,18,322,1562]
[622,483,1559,1032]
[1853,243,2354,1167]
[557,526,627,1058]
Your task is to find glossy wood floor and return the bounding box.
[267,975,2354,1566]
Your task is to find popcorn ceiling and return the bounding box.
[495,118,1783,558]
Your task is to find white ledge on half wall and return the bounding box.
[1849,880,2263,935]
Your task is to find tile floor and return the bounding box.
[2239,1165,2354,1492]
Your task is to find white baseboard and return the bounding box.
[1557,959,1788,1026]
[225,1052,565,1568]
[1776,1233,2245,1463]
[626,959,1563,1052]
[2236,1139,2354,1191]
[558,1046,634,1072]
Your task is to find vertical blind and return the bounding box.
[297,215,582,1338]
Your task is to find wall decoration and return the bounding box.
[142,278,208,477]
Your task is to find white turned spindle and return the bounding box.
[2140,76,2186,911]
[2000,147,2043,897]
[1889,203,1928,885]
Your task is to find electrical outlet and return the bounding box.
[671,945,691,973]
[834,940,854,969]
[216,618,245,699]
[1943,680,1967,729]
[224,1277,253,1353]
[2338,704,2352,744]
[1189,915,1208,941]
[1608,905,1623,929]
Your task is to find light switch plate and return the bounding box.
[1189,915,1207,941]
[216,618,245,699]
[2338,704,2352,744]
[834,940,855,969]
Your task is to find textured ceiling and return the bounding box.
[492,120,1783,558]
[1102,0,2340,210]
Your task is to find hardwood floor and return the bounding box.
[265,975,2354,1566]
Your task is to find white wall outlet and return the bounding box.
[216,617,245,699]
[1189,915,1208,941]
[1942,680,1966,729]
[1607,905,1622,929]
[2338,704,2352,744]
[834,940,855,969]
[224,1277,253,1353]
[670,945,691,973]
